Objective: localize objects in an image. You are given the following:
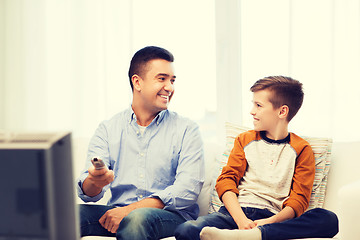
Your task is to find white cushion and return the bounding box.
[338,179,360,240]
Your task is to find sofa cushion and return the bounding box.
[209,122,333,213]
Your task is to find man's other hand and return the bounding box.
[99,206,133,233]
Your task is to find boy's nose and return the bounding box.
[250,107,256,116]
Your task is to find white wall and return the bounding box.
[0,0,133,137]
[214,0,242,142]
[0,0,4,129]
[2,0,360,143]
[0,0,216,139]
[217,0,360,142]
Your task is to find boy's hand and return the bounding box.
[254,206,295,226]
[254,217,274,227]
[237,217,257,229]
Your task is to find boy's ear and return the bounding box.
[132,74,142,92]
[279,105,289,119]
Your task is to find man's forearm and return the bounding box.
[130,197,165,210]
[82,167,115,197]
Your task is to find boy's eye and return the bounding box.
[171,79,175,84]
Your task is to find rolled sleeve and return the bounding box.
[76,173,106,202]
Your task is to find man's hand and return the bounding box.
[98,198,164,233]
[99,206,133,233]
[82,166,114,197]
[87,165,114,189]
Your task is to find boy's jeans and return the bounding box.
[175,206,338,240]
[79,204,186,240]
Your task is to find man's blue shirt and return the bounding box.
[77,107,205,220]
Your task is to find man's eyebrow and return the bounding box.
[156,73,176,78]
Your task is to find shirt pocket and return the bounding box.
[150,144,179,189]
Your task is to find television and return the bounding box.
[0,132,80,240]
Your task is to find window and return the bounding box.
[1,0,216,139]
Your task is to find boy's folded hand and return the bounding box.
[254,217,274,227]
[237,217,257,230]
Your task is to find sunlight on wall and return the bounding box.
[0,0,4,129]
[239,0,360,142]
[0,0,216,139]
[130,0,216,121]
[2,0,359,142]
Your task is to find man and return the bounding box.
[77,46,205,239]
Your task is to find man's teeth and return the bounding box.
[160,95,169,99]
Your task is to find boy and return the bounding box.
[175,76,338,240]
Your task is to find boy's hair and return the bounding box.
[250,76,304,122]
[128,46,174,90]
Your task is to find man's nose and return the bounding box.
[164,80,174,92]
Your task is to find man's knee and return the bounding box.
[116,208,157,239]
[119,208,153,229]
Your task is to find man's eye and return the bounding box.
[159,77,165,81]
[171,79,175,84]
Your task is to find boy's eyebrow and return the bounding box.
[156,73,176,79]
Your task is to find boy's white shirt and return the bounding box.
[238,138,296,214]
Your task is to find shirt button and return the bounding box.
[140,153,144,157]
[140,174,144,178]
[139,195,143,198]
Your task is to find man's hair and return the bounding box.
[128,46,174,90]
[250,76,304,122]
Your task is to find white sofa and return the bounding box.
[74,135,360,240]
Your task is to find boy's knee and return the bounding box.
[307,208,339,237]
[175,220,198,233]
[318,208,339,235]
[310,208,338,223]
[175,220,202,240]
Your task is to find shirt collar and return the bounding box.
[127,106,168,126]
[260,131,290,144]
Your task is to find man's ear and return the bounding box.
[279,105,289,119]
[132,74,141,92]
